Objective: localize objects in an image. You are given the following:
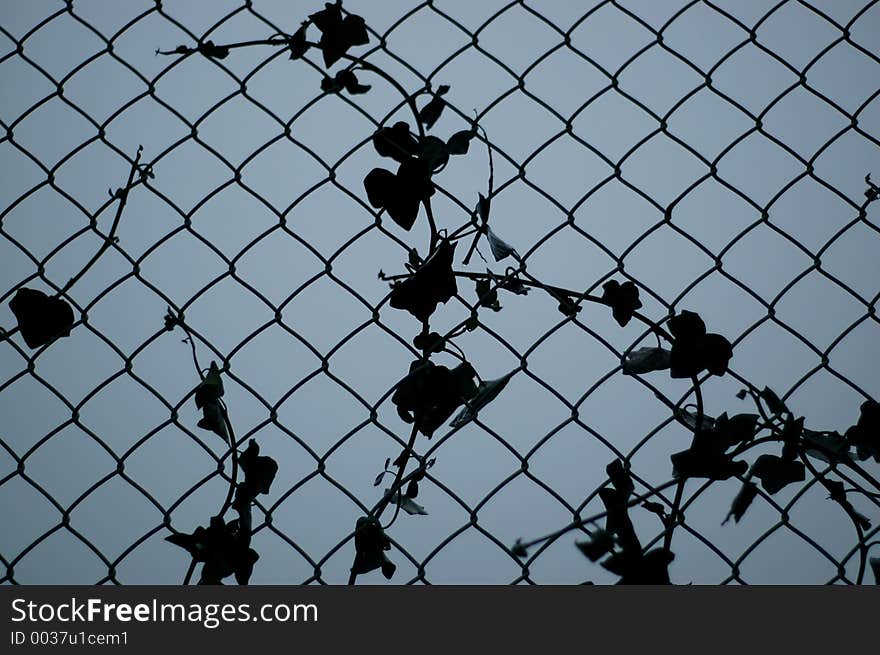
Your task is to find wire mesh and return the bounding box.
[1,0,879,585]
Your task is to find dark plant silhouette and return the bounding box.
[3,0,879,586]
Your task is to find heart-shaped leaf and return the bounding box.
[373,122,419,163]
[352,516,396,579]
[750,454,805,494]
[9,287,75,348]
[363,160,434,230]
[389,239,457,321]
[321,69,370,94]
[668,310,733,378]
[309,2,369,68]
[392,359,477,437]
[601,280,642,327]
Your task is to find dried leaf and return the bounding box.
[622,347,671,375]
[385,488,428,515]
[486,227,520,262]
[449,371,515,428]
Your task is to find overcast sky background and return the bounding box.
[1,0,879,585]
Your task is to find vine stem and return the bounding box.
[60,146,143,296]
[799,451,868,584]
[347,408,420,586]
[1,147,145,346]
[663,375,703,552]
[158,34,440,253]
[382,268,674,343]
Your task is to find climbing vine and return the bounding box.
[5,0,879,585]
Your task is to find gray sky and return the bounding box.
[1,0,879,585]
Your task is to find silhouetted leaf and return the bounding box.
[556,296,581,317]
[606,460,634,498]
[825,480,871,530]
[601,280,642,327]
[671,448,747,481]
[446,128,476,155]
[803,429,850,464]
[194,361,228,441]
[511,539,528,558]
[352,516,395,579]
[622,347,671,375]
[760,386,787,416]
[373,122,419,163]
[288,22,310,59]
[198,41,229,59]
[845,399,880,463]
[477,193,490,224]
[712,412,760,451]
[392,359,477,437]
[414,135,449,172]
[363,160,434,230]
[603,547,674,585]
[321,69,370,94]
[779,415,804,461]
[475,278,501,312]
[417,85,450,129]
[671,417,750,480]
[9,288,74,348]
[166,516,258,585]
[197,403,228,441]
[413,331,444,354]
[724,480,759,524]
[372,471,384,487]
[405,479,419,498]
[751,454,805,494]
[449,371,515,428]
[233,440,278,511]
[870,557,880,584]
[309,1,369,68]
[389,239,457,321]
[195,361,223,410]
[575,529,615,562]
[385,488,428,515]
[486,227,520,262]
[668,310,733,378]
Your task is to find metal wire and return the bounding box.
[1,0,879,585]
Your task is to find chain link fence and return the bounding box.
[1,0,879,584]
